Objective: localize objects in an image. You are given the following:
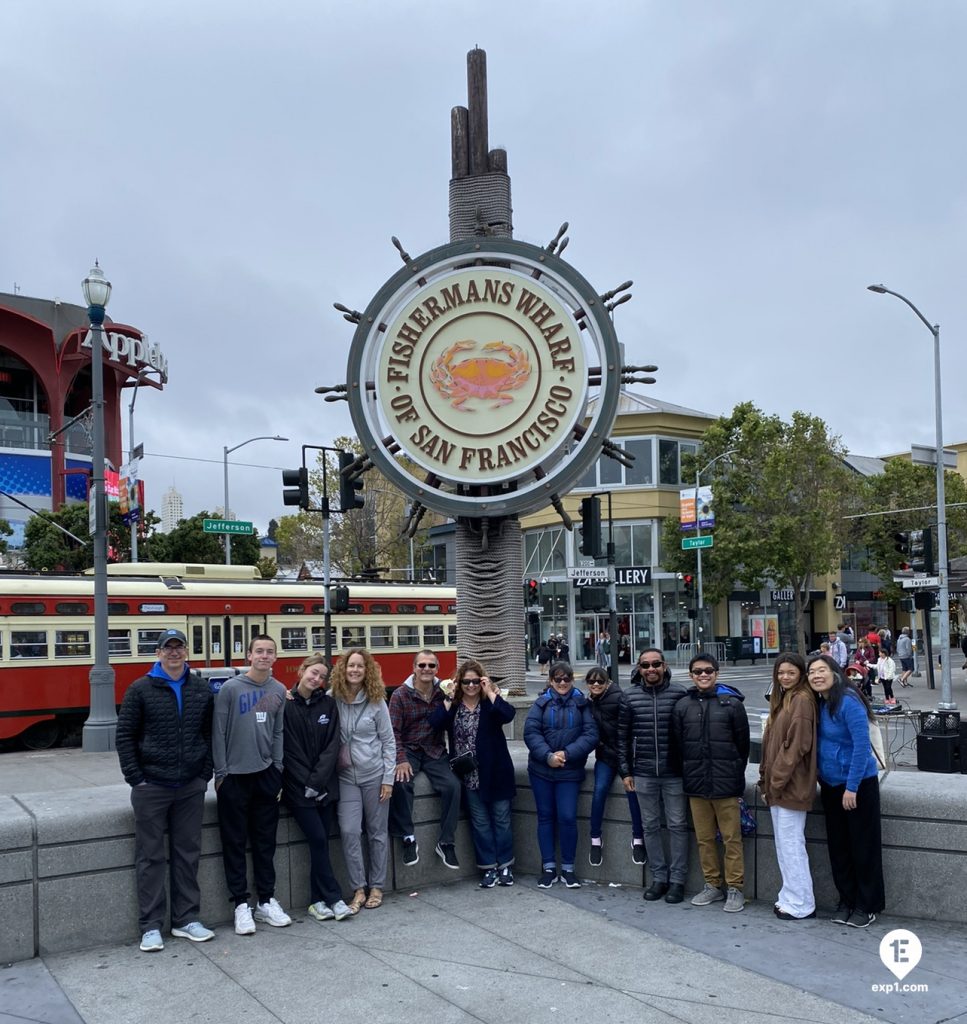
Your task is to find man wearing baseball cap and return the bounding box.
[117,628,215,952]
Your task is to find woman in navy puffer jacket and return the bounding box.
[524,661,598,889]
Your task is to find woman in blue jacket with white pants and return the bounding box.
[807,654,885,929]
[524,661,598,889]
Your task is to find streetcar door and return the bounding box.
[188,615,268,668]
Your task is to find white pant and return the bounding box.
[770,805,815,918]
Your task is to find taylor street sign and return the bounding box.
[203,518,254,535]
[900,576,941,590]
[681,535,713,551]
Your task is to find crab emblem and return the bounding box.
[429,340,531,410]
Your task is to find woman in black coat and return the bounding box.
[282,655,351,922]
[430,659,517,888]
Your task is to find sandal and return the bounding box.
[348,888,366,915]
[364,887,383,909]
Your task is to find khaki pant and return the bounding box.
[689,796,744,889]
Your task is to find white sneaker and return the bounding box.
[234,903,256,935]
[254,897,292,927]
[139,929,164,952]
[331,900,352,921]
[308,901,334,922]
[171,921,215,942]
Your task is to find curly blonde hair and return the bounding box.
[329,647,385,704]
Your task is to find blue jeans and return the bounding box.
[634,775,688,885]
[528,771,579,870]
[590,760,644,840]
[465,790,514,869]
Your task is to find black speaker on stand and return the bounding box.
[917,734,958,773]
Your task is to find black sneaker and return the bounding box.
[589,844,603,866]
[498,867,515,887]
[664,883,685,904]
[479,869,498,889]
[831,904,852,925]
[402,837,419,866]
[632,842,646,866]
[560,870,581,889]
[537,870,557,888]
[435,842,460,870]
[643,881,669,901]
[847,912,877,930]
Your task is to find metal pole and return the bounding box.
[128,381,141,562]
[932,323,954,708]
[606,491,618,684]
[223,445,231,564]
[83,312,117,750]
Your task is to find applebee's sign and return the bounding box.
[82,329,168,382]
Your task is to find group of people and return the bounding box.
[116,630,886,954]
[536,635,570,674]
[821,624,914,704]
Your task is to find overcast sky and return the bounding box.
[4,1,965,536]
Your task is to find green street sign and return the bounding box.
[681,535,713,550]
[203,518,254,535]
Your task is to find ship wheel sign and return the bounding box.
[342,237,625,519]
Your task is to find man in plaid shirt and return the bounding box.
[388,650,462,869]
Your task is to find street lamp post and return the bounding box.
[867,284,953,709]
[694,449,738,642]
[81,262,116,751]
[223,435,288,564]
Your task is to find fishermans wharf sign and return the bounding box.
[346,238,622,518]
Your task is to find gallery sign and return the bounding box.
[346,238,622,518]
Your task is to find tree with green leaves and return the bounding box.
[163,511,261,565]
[665,402,853,654]
[23,504,166,570]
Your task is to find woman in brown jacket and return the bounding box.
[758,653,817,920]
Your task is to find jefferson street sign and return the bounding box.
[203,518,254,535]
[681,535,713,550]
[566,566,611,582]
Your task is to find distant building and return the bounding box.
[160,485,183,534]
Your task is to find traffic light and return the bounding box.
[909,528,934,573]
[894,531,911,568]
[330,585,350,613]
[282,467,309,510]
[338,450,364,511]
[683,573,694,595]
[525,579,539,603]
[580,586,608,611]
[579,496,602,557]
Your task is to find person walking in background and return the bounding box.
[758,654,817,921]
[389,650,462,870]
[431,659,517,888]
[672,654,750,914]
[213,634,290,936]
[282,655,352,923]
[331,648,396,913]
[827,631,848,669]
[896,627,915,687]
[524,661,598,889]
[875,648,897,705]
[807,654,885,929]
[117,628,214,952]
[618,650,688,902]
[537,639,552,677]
[585,666,645,868]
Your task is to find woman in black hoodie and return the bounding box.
[282,655,350,922]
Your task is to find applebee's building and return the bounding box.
[0,291,165,546]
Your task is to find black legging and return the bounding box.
[819,775,885,915]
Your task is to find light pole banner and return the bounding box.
[697,485,714,530]
[679,488,696,531]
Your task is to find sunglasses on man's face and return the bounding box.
[639,660,663,668]
[417,662,437,669]
[691,667,716,676]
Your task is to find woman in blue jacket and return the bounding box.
[807,654,885,929]
[430,659,517,888]
[524,661,598,889]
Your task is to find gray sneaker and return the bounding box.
[691,884,726,906]
[723,887,745,913]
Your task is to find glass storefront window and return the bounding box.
[624,438,653,486]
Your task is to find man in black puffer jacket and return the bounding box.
[618,648,688,904]
[671,653,750,914]
[117,629,214,953]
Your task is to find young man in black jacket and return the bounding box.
[116,629,214,952]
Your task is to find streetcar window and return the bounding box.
[11,630,47,658]
[370,626,393,648]
[281,627,307,651]
[423,604,441,614]
[341,626,365,648]
[447,604,456,614]
[109,629,132,656]
[311,626,336,651]
[369,604,391,615]
[192,626,204,656]
[109,602,130,615]
[137,629,166,655]
[55,630,91,658]
[398,625,419,647]
[280,604,305,614]
[210,625,222,656]
[396,604,417,614]
[233,624,244,656]
[311,604,326,614]
[12,602,45,615]
[423,625,444,647]
[346,604,364,614]
[448,625,457,646]
[56,603,88,615]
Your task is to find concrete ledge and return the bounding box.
[2,749,966,962]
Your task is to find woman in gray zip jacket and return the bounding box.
[330,648,396,913]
